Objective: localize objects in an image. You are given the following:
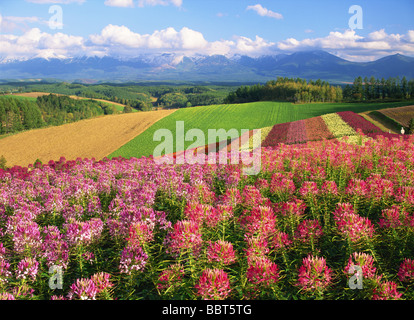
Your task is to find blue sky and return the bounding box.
[0,0,413,62]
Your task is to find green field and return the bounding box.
[109,100,414,159]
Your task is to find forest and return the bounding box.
[0,94,115,135]
[225,76,414,104]
[224,78,343,104]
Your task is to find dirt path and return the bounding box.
[0,109,176,167]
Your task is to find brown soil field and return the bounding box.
[0,109,176,167]
[378,105,414,128]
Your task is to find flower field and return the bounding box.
[0,131,413,301]
[261,111,410,148]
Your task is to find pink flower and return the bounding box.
[378,205,412,229]
[241,185,271,208]
[345,179,369,197]
[246,256,280,287]
[299,181,319,198]
[333,203,375,242]
[270,173,296,197]
[157,263,185,291]
[321,181,338,195]
[119,245,148,275]
[344,252,377,279]
[244,235,270,262]
[206,240,236,265]
[164,220,203,257]
[239,206,277,238]
[195,268,231,300]
[219,188,242,207]
[0,258,12,284]
[398,258,414,282]
[296,255,333,293]
[126,221,154,246]
[295,219,323,243]
[372,281,402,300]
[15,257,39,281]
[90,272,113,295]
[68,278,98,300]
[271,230,292,251]
[0,292,15,300]
[275,198,306,218]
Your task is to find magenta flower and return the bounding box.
[206,240,236,265]
[372,281,402,300]
[296,255,333,293]
[157,263,185,292]
[164,220,203,257]
[295,219,323,243]
[244,235,270,262]
[119,244,148,275]
[68,277,98,300]
[195,268,231,300]
[16,257,39,281]
[299,181,319,198]
[378,205,412,229]
[0,258,12,284]
[239,205,277,238]
[333,203,375,242]
[344,252,377,280]
[0,292,15,300]
[246,256,280,287]
[126,221,154,246]
[271,230,292,251]
[90,272,113,296]
[398,258,414,282]
[219,188,242,207]
[270,173,296,197]
[321,181,338,196]
[345,179,369,197]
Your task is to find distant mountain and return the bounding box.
[0,51,413,83]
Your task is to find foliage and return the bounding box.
[225,77,343,104]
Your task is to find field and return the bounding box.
[0,109,175,167]
[0,134,413,300]
[109,101,414,159]
[377,105,414,128]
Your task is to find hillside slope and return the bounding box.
[0,109,175,167]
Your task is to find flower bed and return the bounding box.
[0,136,413,300]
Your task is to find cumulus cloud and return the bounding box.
[246,4,283,20]
[1,24,413,62]
[0,27,85,60]
[104,0,134,7]
[277,29,414,61]
[0,16,49,32]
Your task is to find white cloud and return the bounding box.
[276,29,414,61]
[137,0,182,7]
[0,15,49,33]
[0,28,85,60]
[1,24,414,62]
[104,0,134,7]
[246,4,283,20]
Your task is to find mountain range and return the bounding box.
[1,50,413,83]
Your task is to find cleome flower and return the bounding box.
[344,252,377,280]
[206,240,237,266]
[398,258,414,282]
[296,255,333,293]
[195,268,231,300]
[164,220,203,258]
[246,256,280,287]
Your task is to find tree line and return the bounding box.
[343,76,414,101]
[224,77,343,104]
[0,94,117,135]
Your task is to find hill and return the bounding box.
[109,101,414,159]
[0,109,175,167]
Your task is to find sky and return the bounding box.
[0,0,413,62]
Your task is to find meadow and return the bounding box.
[109,100,414,159]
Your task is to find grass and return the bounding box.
[109,100,414,159]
